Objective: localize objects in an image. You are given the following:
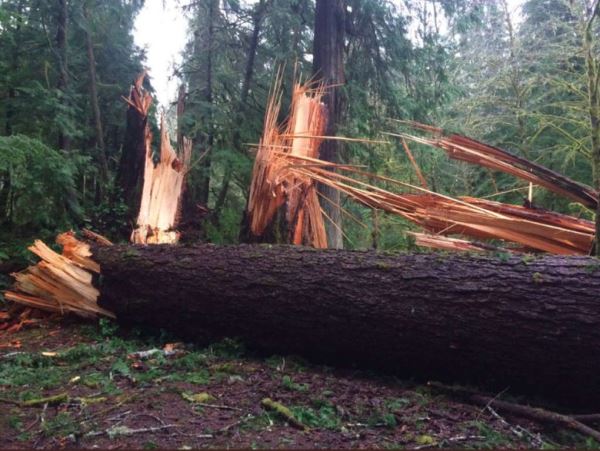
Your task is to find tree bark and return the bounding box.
[116,76,149,222]
[95,244,600,409]
[313,0,345,249]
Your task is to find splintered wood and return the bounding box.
[392,122,599,209]
[123,71,152,117]
[131,117,192,244]
[3,232,114,318]
[247,74,328,248]
[284,156,593,254]
[247,81,595,254]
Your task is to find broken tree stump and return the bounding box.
[89,243,600,409]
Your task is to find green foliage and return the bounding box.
[468,420,514,448]
[0,353,66,394]
[1,0,598,253]
[281,375,309,392]
[290,403,341,430]
[42,412,78,438]
[99,318,119,338]
[0,135,83,232]
[172,351,209,370]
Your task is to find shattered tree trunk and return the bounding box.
[117,73,151,219]
[95,244,600,409]
[313,0,345,249]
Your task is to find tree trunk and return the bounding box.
[198,0,217,207]
[5,0,24,136]
[83,6,109,192]
[95,244,600,409]
[313,0,345,249]
[56,0,70,151]
[116,76,149,222]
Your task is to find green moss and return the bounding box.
[171,351,208,370]
[290,404,339,430]
[584,263,600,273]
[60,343,104,364]
[521,254,536,265]
[122,249,140,259]
[42,412,79,438]
[385,397,410,411]
[376,261,391,270]
[281,375,309,392]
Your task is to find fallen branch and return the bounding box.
[392,127,598,209]
[0,392,105,409]
[193,402,242,412]
[83,424,179,438]
[261,398,308,431]
[429,382,600,443]
[0,392,68,407]
[217,414,255,434]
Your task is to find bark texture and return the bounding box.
[96,244,600,409]
[313,0,345,249]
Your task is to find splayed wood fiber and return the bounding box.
[247,74,328,248]
[132,117,192,244]
[3,232,114,318]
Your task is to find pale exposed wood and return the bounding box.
[247,75,328,248]
[132,117,192,244]
[3,233,114,318]
[282,154,594,255]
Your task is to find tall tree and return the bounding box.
[83,3,109,196]
[55,0,70,150]
[313,0,345,249]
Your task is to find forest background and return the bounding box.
[1,0,599,265]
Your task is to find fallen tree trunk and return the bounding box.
[92,244,600,409]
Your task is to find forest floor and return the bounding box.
[0,315,596,449]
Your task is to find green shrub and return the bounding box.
[0,135,84,232]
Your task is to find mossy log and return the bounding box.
[93,244,600,409]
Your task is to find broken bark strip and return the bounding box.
[394,127,599,209]
[91,243,600,409]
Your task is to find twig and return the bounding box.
[486,404,547,448]
[0,351,26,359]
[79,394,137,425]
[194,402,242,411]
[217,414,254,434]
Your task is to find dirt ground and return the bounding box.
[0,316,596,449]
